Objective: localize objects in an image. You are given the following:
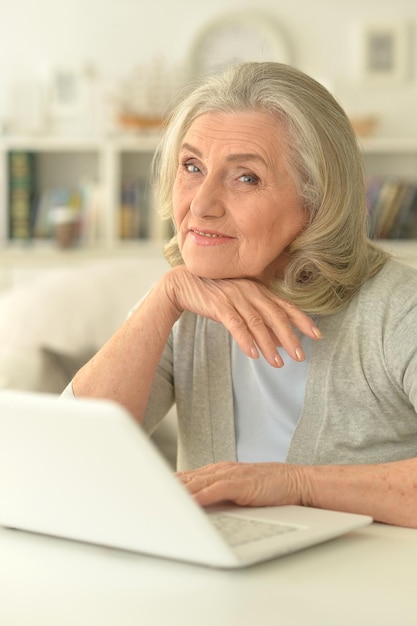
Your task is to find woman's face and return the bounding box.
[172,110,307,283]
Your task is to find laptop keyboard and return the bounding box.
[210,512,298,547]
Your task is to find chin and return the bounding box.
[186,266,231,280]
[182,254,228,280]
[183,256,262,281]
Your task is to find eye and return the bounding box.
[183,161,201,174]
[239,173,259,185]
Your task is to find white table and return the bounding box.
[0,521,416,626]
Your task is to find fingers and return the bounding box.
[168,268,322,367]
[215,280,321,367]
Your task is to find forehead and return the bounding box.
[182,110,288,156]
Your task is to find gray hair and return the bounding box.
[151,62,388,315]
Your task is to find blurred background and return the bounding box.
[0,0,416,137]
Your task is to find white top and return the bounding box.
[231,333,312,462]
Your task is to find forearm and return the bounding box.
[72,278,180,422]
[300,458,417,528]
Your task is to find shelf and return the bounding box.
[1,132,161,152]
[360,137,417,155]
[0,239,164,262]
[360,138,417,184]
[111,133,161,152]
[1,135,105,152]
[0,133,166,249]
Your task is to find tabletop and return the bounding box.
[0,520,416,626]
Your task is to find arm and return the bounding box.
[178,457,417,528]
[73,265,321,422]
[72,273,179,422]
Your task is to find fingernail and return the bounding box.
[250,346,259,358]
[274,354,284,368]
[295,347,305,361]
[312,326,322,339]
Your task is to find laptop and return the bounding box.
[0,390,372,569]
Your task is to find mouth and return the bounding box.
[191,229,225,238]
[186,228,233,247]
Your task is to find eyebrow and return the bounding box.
[180,143,267,166]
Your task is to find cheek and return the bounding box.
[262,204,307,249]
[172,183,185,225]
[172,178,180,207]
[278,200,307,235]
[292,205,309,236]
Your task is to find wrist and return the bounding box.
[290,464,318,508]
[150,269,186,321]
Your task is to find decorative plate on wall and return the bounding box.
[188,11,294,77]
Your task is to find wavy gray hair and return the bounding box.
[151,62,388,315]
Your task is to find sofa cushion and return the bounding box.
[0,346,94,393]
[0,256,168,391]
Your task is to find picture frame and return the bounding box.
[359,22,411,85]
[49,68,82,118]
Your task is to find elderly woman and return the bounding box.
[67,62,417,528]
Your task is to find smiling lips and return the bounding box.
[192,229,224,238]
[189,228,233,245]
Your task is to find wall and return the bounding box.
[0,0,416,137]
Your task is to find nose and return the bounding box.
[189,174,225,219]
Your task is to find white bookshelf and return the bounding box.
[1,134,417,253]
[0,132,162,250]
[361,138,417,153]
[361,138,417,180]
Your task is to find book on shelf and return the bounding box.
[32,180,105,246]
[7,148,105,247]
[366,176,417,240]
[33,188,79,239]
[7,151,37,240]
[79,181,105,246]
[118,178,151,240]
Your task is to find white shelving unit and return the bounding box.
[0,132,162,250]
[360,138,417,180]
[1,134,417,253]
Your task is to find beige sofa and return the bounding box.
[0,255,177,466]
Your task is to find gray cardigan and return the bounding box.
[142,259,417,470]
